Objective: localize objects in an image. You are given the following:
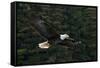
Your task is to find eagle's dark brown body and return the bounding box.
[29,15,80,48]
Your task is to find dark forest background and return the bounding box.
[16,2,97,65]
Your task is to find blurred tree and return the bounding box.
[16,2,97,65]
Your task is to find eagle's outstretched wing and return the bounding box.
[29,16,60,41]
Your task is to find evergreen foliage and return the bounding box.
[16,3,97,65]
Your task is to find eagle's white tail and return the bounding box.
[38,41,50,49]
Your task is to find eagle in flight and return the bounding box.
[29,15,81,49]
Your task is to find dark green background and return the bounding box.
[16,2,97,65]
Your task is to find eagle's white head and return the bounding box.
[60,34,69,40]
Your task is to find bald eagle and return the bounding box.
[29,16,81,49]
